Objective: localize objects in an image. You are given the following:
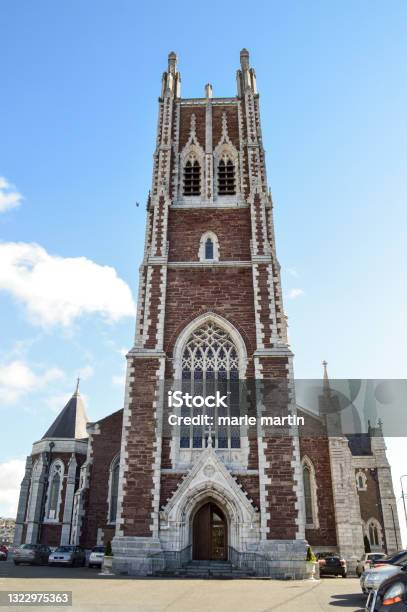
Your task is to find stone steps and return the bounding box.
[154,560,255,579]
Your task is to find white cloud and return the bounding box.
[288,288,305,299]
[112,374,126,386]
[0,459,26,517]
[78,365,94,380]
[0,242,136,327]
[0,360,63,405]
[0,177,23,213]
[287,267,299,278]
[46,393,73,414]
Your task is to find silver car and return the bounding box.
[14,544,51,565]
[360,564,402,593]
[88,546,105,568]
[48,545,86,567]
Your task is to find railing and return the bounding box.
[228,545,269,576]
[150,545,192,574]
[163,545,192,570]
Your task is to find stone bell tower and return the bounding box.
[112,50,307,577]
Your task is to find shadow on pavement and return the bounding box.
[329,592,366,610]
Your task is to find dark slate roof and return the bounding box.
[42,391,88,440]
[347,434,372,456]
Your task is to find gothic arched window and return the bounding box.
[205,238,214,260]
[199,232,219,262]
[356,470,367,491]
[180,321,240,450]
[303,465,313,525]
[218,159,235,195]
[367,518,382,548]
[108,456,120,524]
[46,460,63,521]
[302,457,319,528]
[183,159,201,195]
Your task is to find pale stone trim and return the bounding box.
[32,439,87,456]
[159,447,260,553]
[106,453,120,526]
[60,454,77,544]
[355,469,368,491]
[43,458,65,523]
[302,455,320,530]
[198,231,220,262]
[166,261,251,268]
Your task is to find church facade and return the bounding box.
[14,50,401,577]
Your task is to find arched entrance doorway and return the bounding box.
[192,502,227,560]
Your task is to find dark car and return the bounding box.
[372,551,407,569]
[0,545,7,561]
[48,545,86,567]
[365,565,407,611]
[14,544,51,565]
[316,552,347,578]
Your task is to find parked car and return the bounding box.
[365,567,407,610]
[356,553,387,577]
[316,552,347,578]
[14,544,51,565]
[361,564,405,594]
[0,545,8,560]
[48,545,86,567]
[371,551,407,569]
[88,546,105,568]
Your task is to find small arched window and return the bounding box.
[108,457,120,523]
[205,238,214,260]
[218,159,235,195]
[184,159,200,196]
[356,470,367,491]
[199,232,219,262]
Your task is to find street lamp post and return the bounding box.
[389,504,399,551]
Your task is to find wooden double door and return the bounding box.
[192,502,227,561]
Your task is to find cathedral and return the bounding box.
[14,50,401,578]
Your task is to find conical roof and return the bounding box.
[42,379,88,439]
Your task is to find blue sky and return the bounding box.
[0,1,406,541]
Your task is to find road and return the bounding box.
[0,558,367,611]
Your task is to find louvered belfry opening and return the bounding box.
[184,159,201,195]
[218,159,236,195]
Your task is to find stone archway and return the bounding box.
[192,500,228,561]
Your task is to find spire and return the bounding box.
[322,360,331,397]
[161,51,181,98]
[236,48,257,96]
[240,48,250,71]
[205,83,213,99]
[42,380,88,440]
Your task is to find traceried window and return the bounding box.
[108,456,120,523]
[303,465,313,525]
[367,519,381,547]
[183,159,201,195]
[47,461,63,521]
[180,322,240,450]
[218,159,235,195]
[369,523,379,546]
